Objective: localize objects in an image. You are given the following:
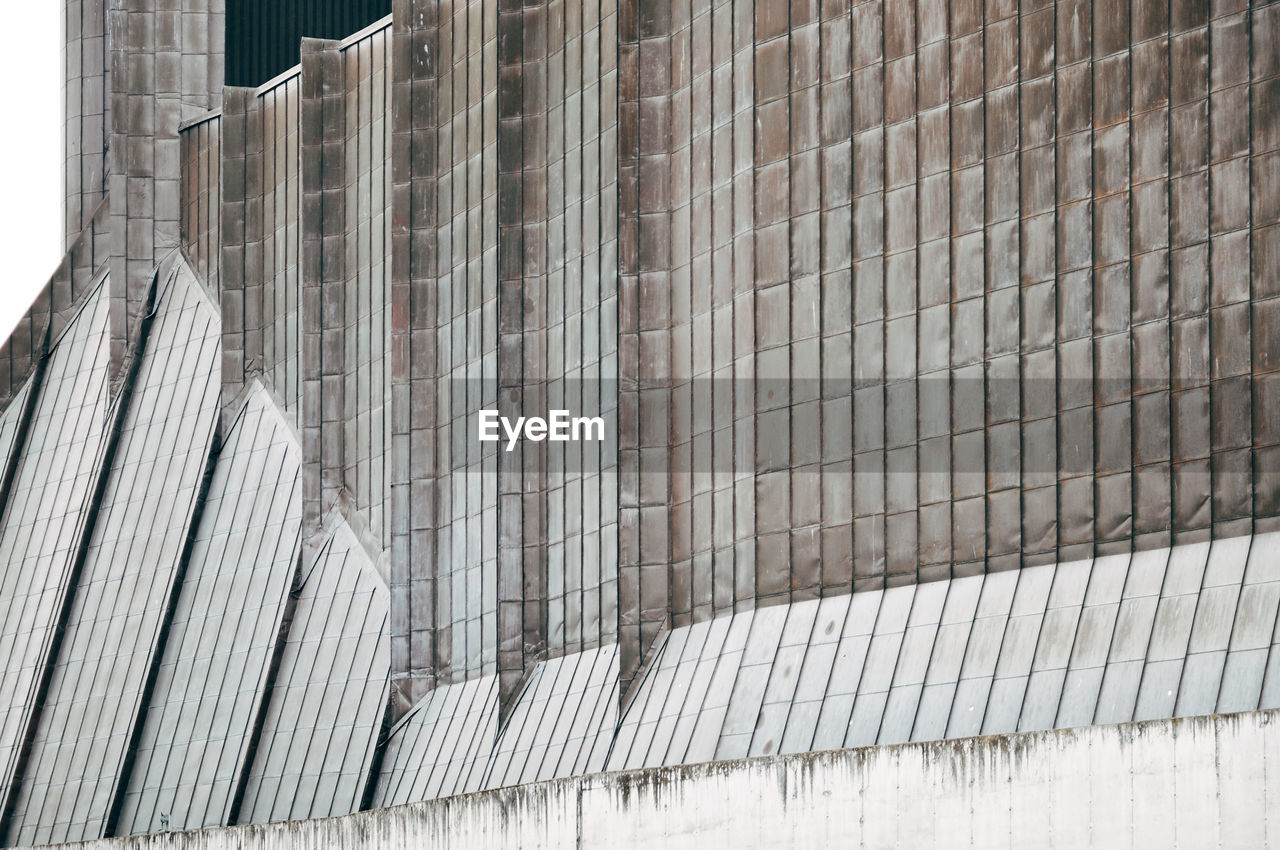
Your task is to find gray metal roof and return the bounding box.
[116,385,302,834]
[0,283,113,824]
[603,532,1280,772]
[373,643,618,807]
[236,517,389,824]
[5,267,220,846]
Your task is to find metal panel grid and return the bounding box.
[340,24,394,552]
[117,386,302,834]
[1016,558,1092,732]
[373,674,499,807]
[483,644,619,787]
[258,74,302,414]
[594,534,1270,776]
[1257,536,1280,709]
[6,267,221,847]
[746,601,822,757]
[810,589,883,751]
[945,569,1018,739]
[1053,553,1132,728]
[981,564,1055,734]
[775,596,854,754]
[542,0,621,658]
[612,617,724,768]
[238,518,389,824]
[621,627,696,769]
[0,381,31,490]
[714,604,789,760]
[1094,546,1169,724]
[1220,534,1280,713]
[0,283,112,806]
[431,0,500,684]
[910,573,984,742]
[844,583,915,747]
[1176,534,1253,715]
[877,580,949,744]
[1135,541,1211,720]
[180,114,222,297]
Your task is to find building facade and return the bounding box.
[0,0,1272,844]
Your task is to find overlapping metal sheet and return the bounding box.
[606,533,1280,772]
[483,644,617,787]
[0,282,112,816]
[374,644,619,808]
[0,382,29,479]
[237,518,389,823]
[116,386,302,834]
[373,675,498,807]
[4,266,221,846]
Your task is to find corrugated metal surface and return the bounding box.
[4,266,221,847]
[116,385,302,834]
[237,517,388,824]
[0,283,112,814]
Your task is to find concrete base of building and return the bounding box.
[49,709,1277,849]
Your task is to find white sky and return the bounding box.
[0,5,63,343]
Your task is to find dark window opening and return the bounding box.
[225,0,391,87]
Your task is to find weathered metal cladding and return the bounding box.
[217,21,394,550]
[373,643,618,807]
[537,0,622,665]
[181,114,223,300]
[370,531,1279,809]
[605,531,1280,770]
[425,0,501,691]
[62,0,110,252]
[104,0,225,372]
[235,517,389,824]
[215,74,303,425]
[609,0,1280,689]
[3,266,221,847]
[339,24,395,563]
[387,0,441,711]
[387,0,618,706]
[174,0,1280,716]
[0,383,30,490]
[374,675,501,805]
[257,74,303,416]
[116,386,302,835]
[0,283,113,820]
[108,0,1280,799]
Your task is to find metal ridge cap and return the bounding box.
[256,64,302,97]
[177,108,223,133]
[339,14,394,50]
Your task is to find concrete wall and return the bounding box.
[48,710,1279,849]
